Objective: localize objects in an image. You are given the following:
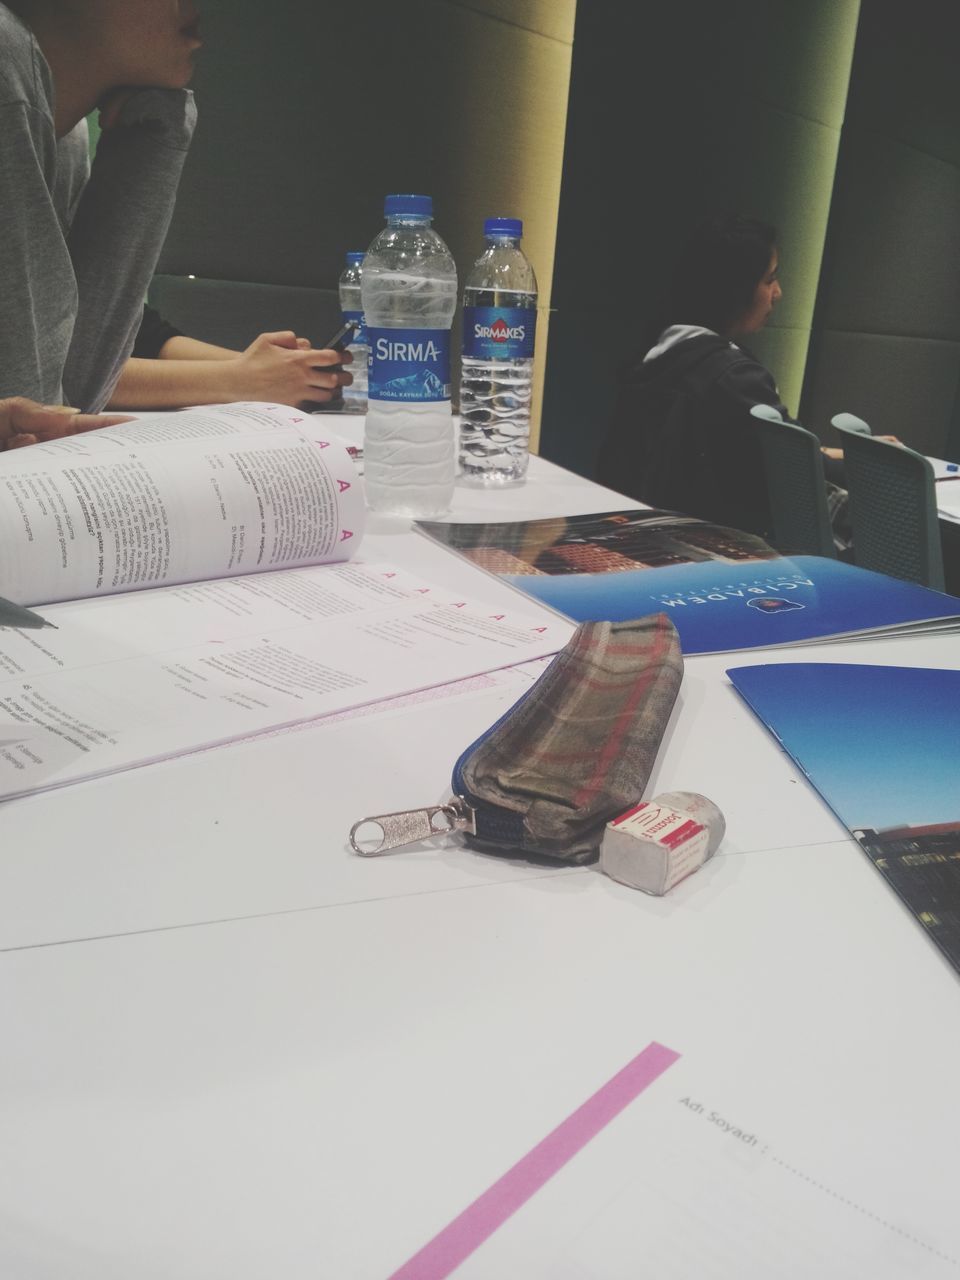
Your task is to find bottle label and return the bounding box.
[368,328,451,402]
[342,309,367,347]
[462,306,536,360]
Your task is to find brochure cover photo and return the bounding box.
[729,662,960,974]
[417,510,960,655]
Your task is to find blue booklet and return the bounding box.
[417,510,960,655]
[728,662,960,974]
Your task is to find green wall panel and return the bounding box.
[803,0,960,456]
[542,0,859,478]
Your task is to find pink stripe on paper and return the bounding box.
[387,1041,680,1280]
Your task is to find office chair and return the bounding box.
[749,404,836,558]
[831,415,945,590]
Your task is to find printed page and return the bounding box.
[0,403,363,607]
[928,455,960,481]
[0,560,571,800]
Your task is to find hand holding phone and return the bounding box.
[302,320,357,412]
[320,319,359,355]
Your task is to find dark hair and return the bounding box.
[666,215,778,335]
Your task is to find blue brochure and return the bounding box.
[417,510,960,655]
[728,662,960,974]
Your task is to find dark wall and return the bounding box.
[541,0,859,478]
[802,0,960,459]
[149,0,574,426]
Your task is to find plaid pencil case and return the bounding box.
[349,613,683,864]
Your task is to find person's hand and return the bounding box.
[821,434,902,463]
[97,89,138,131]
[229,331,353,406]
[0,399,133,451]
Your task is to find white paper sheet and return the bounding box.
[454,1052,960,1277]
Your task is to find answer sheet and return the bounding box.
[444,1047,960,1278]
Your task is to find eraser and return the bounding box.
[600,791,725,895]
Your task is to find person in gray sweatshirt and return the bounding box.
[0,0,201,412]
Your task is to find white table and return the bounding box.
[3,441,960,1278]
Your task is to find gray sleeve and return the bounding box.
[62,88,197,412]
[53,119,92,229]
[0,101,74,405]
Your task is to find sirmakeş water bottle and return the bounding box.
[338,251,368,413]
[460,217,538,485]
[361,194,458,516]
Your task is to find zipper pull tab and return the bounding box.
[349,797,476,856]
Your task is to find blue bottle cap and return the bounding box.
[346,251,365,265]
[384,194,433,218]
[484,216,522,238]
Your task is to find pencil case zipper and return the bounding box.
[350,683,539,856]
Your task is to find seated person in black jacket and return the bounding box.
[598,215,809,539]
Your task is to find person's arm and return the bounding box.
[106,330,352,410]
[154,335,239,361]
[62,89,197,413]
[0,398,132,450]
[0,101,71,404]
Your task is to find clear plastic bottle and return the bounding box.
[361,194,458,516]
[459,217,538,486]
[338,251,368,413]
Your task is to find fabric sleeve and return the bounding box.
[695,353,784,536]
[0,102,76,404]
[53,119,92,230]
[62,88,197,411]
[133,304,184,359]
[713,355,790,421]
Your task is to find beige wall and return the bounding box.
[802,0,960,458]
[445,1,576,450]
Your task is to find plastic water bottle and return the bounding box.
[460,217,538,485]
[338,251,368,413]
[361,194,458,516]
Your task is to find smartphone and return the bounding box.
[303,319,358,413]
[321,319,359,354]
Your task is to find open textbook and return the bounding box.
[0,400,366,607]
[0,404,571,801]
[417,508,960,655]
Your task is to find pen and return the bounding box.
[0,595,56,630]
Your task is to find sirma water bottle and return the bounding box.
[338,251,368,413]
[460,217,538,485]
[361,194,458,516]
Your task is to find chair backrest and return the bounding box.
[749,405,836,558]
[829,412,872,437]
[832,418,945,590]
